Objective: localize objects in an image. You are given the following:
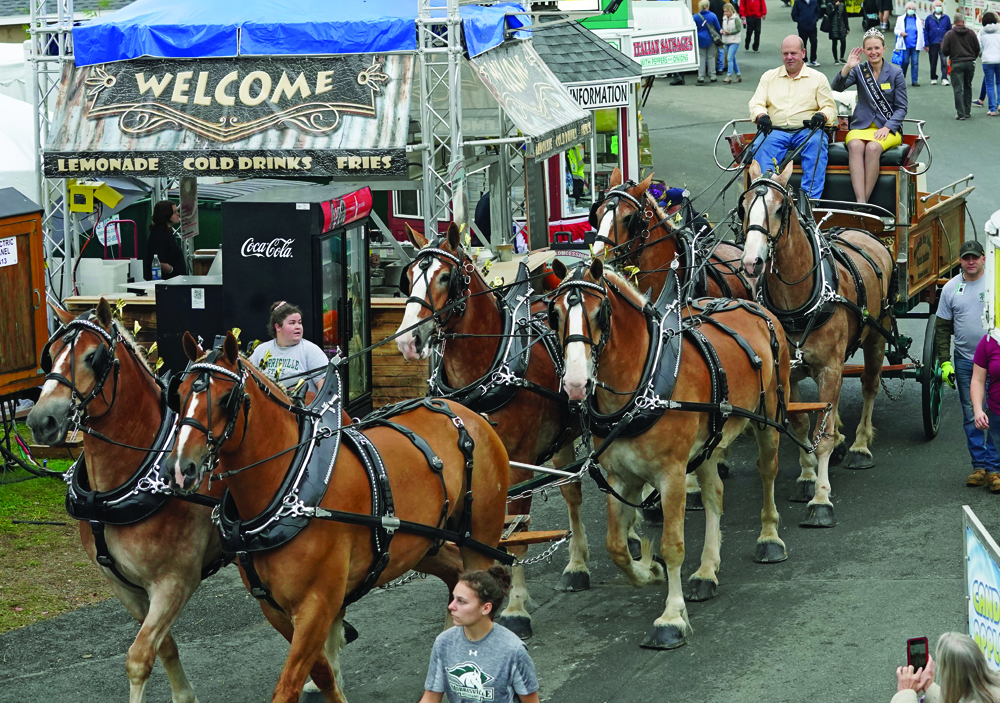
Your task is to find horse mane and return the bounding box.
[111,317,156,375]
[240,352,294,405]
[603,268,648,306]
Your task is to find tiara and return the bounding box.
[863,27,884,40]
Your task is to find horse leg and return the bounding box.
[846,331,886,470]
[272,600,340,703]
[155,634,198,703]
[315,609,349,703]
[752,423,787,563]
[830,412,848,465]
[801,368,843,528]
[788,381,818,502]
[686,453,724,602]
[605,472,664,588]
[496,547,532,640]
[558,479,591,592]
[259,600,342,703]
[642,463,690,650]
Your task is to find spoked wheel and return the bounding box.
[921,313,944,439]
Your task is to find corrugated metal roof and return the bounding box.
[530,21,641,85]
[166,179,332,202]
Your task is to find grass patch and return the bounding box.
[0,457,113,634]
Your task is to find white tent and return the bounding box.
[0,42,28,102]
[0,92,39,204]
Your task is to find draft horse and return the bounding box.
[395,222,591,637]
[26,299,225,703]
[591,168,753,301]
[167,332,509,703]
[740,160,895,527]
[547,258,792,649]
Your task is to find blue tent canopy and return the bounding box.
[73,0,530,67]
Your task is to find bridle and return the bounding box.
[548,273,612,376]
[399,239,476,327]
[739,176,793,253]
[40,313,122,425]
[592,183,685,269]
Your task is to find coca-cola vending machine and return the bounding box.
[222,184,373,414]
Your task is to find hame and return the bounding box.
[133,69,338,108]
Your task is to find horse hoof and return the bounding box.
[754,541,788,563]
[830,442,848,466]
[789,479,815,503]
[685,577,718,602]
[642,504,664,524]
[686,492,704,511]
[343,620,359,645]
[640,624,687,650]
[652,554,666,571]
[845,450,875,470]
[799,503,837,528]
[628,537,642,560]
[496,615,533,640]
[559,570,591,592]
[718,461,730,479]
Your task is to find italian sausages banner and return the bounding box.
[965,506,1000,670]
[44,54,414,179]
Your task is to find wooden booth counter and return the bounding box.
[64,294,159,366]
[371,297,429,408]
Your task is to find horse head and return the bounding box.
[167,331,249,492]
[395,221,471,360]
[740,159,794,277]
[590,168,656,259]
[27,298,121,446]
[547,258,612,402]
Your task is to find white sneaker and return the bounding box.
[943,79,950,86]
[931,79,938,85]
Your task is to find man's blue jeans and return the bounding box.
[955,356,1000,472]
[750,128,828,198]
[901,46,920,84]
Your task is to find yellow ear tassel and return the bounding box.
[147,342,157,357]
[154,358,164,372]
[133,320,141,335]
[231,327,241,341]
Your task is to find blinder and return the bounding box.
[166,374,182,413]
[90,343,110,379]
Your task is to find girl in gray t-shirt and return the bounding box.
[421,567,539,703]
[248,301,328,395]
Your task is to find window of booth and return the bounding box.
[562,107,623,218]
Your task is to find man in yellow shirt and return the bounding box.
[748,35,838,198]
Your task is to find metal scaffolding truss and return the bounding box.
[28,0,74,303]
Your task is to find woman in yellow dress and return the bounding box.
[831,28,908,203]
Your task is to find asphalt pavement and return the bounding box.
[3,10,1000,703]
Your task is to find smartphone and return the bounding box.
[907,636,929,671]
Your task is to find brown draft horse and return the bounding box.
[548,258,792,649]
[740,161,894,528]
[167,332,509,703]
[395,222,590,637]
[26,299,224,703]
[592,168,753,302]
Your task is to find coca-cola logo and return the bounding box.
[241,237,294,258]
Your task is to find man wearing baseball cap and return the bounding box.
[935,239,999,490]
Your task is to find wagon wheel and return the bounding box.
[921,313,944,439]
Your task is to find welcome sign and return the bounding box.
[44,55,414,179]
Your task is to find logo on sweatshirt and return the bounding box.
[447,662,495,701]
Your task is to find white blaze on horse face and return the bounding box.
[174,392,204,487]
[39,344,73,396]
[562,298,592,401]
[592,210,615,257]
[395,259,442,361]
[742,196,771,277]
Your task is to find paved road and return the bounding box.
[3,10,999,703]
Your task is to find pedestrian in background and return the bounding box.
[742,0,766,52]
[935,240,998,491]
[978,12,1000,115]
[710,0,730,74]
[879,0,893,31]
[823,0,851,64]
[862,0,881,31]
[721,3,744,82]
[695,0,723,85]
[924,0,951,85]
[792,0,823,66]
[894,1,925,86]
[942,12,980,119]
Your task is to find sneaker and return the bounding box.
[710,77,718,82]
[969,468,988,486]
[912,82,920,87]
[958,115,967,120]
[988,473,1000,493]
[989,111,999,116]
[697,77,705,85]
[737,74,743,82]
[723,75,732,83]
[973,99,984,107]
[942,79,950,85]
[931,79,937,85]
[809,60,821,67]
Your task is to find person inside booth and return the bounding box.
[566,144,588,207]
[143,200,187,281]
[249,301,328,396]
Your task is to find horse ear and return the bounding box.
[223,331,239,364]
[589,257,605,282]
[446,222,461,251]
[749,160,762,180]
[182,331,202,361]
[95,298,113,329]
[633,172,654,195]
[778,159,794,185]
[404,223,429,250]
[49,301,75,326]
[551,259,568,282]
[609,166,622,188]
